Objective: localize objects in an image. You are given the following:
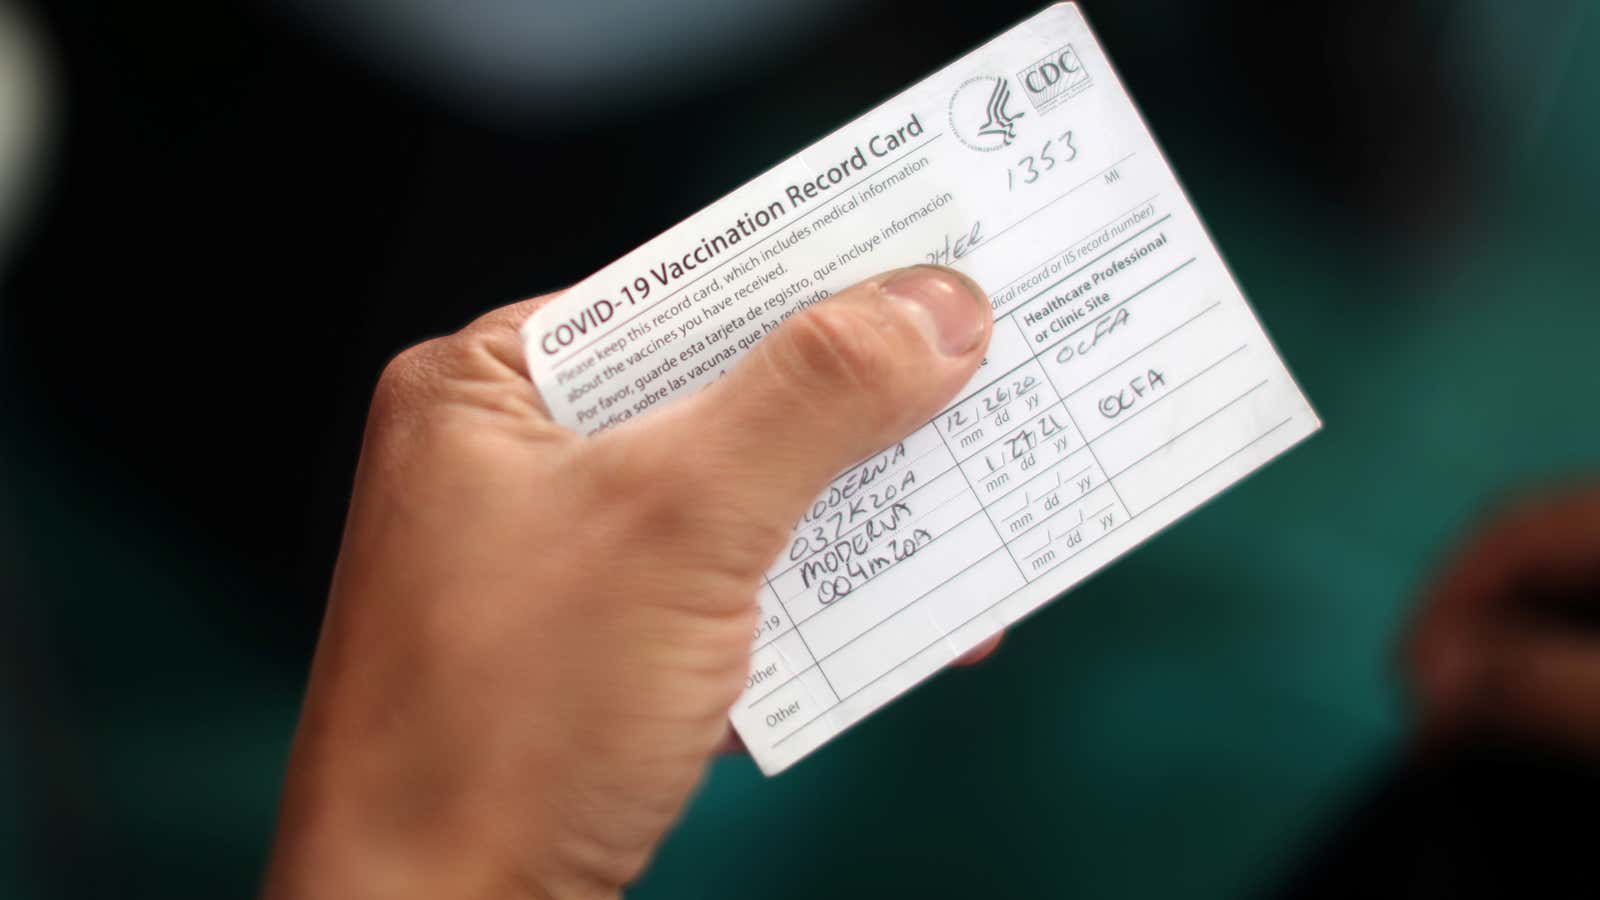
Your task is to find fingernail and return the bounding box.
[881,266,987,356]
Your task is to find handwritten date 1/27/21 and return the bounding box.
[1007,130,1079,191]
[981,411,1071,476]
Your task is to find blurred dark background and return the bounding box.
[3,0,1597,897]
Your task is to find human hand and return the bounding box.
[1404,483,1600,755]
[262,266,994,899]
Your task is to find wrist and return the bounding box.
[264,721,619,900]
[264,786,617,900]
[265,736,627,896]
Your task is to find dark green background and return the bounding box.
[6,1,1597,897]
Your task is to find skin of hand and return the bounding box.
[262,266,995,900]
[1404,482,1600,755]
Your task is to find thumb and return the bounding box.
[643,265,991,525]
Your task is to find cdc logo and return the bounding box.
[1017,44,1091,112]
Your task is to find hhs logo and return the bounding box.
[1017,44,1091,112]
[948,75,1026,152]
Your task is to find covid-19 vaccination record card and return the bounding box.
[521,3,1320,775]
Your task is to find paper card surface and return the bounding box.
[521,3,1320,775]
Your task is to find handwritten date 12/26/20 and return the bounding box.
[1007,130,1079,191]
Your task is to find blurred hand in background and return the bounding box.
[1406,483,1600,755]
[263,267,993,899]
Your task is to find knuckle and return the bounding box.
[584,432,784,582]
[586,434,694,522]
[368,337,479,444]
[594,431,672,490]
[777,302,899,393]
[373,338,449,411]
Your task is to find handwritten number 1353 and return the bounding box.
[1007,130,1078,191]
